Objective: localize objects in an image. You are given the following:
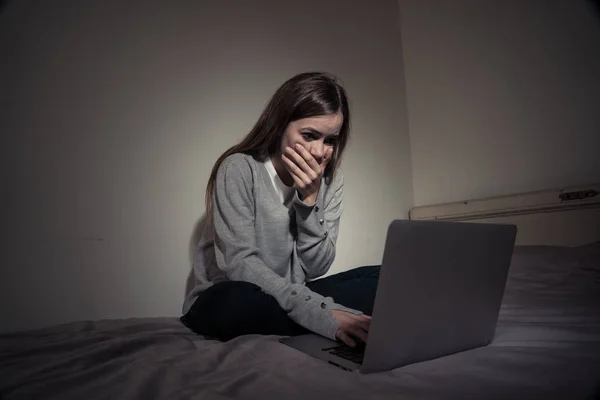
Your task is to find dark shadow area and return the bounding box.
[589,0,600,20]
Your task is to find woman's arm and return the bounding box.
[292,170,343,279]
[211,155,346,340]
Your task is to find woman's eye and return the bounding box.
[301,133,315,141]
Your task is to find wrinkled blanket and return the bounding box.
[2,243,599,400]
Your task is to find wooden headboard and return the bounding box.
[409,183,600,247]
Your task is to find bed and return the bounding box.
[2,184,600,400]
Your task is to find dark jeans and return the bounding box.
[180,265,380,341]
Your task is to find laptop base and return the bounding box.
[280,334,362,372]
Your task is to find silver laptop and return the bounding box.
[280,219,517,373]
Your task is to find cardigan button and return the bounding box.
[319,218,324,225]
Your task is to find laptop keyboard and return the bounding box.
[322,343,366,364]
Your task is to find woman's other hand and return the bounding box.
[332,309,371,347]
[282,144,333,205]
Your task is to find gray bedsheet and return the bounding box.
[2,243,600,400]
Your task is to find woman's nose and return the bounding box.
[310,141,325,161]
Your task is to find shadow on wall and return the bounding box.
[587,0,600,24]
[186,214,207,302]
[590,0,600,19]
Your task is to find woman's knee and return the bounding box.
[182,281,261,335]
[181,280,301,340]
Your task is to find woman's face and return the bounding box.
[279,111,343,166]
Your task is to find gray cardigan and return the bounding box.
[183,152,360,340]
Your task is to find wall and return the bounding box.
[1,0,412,332]
[398,0,600,206]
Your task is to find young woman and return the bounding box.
[181,72,380,347]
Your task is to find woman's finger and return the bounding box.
[293,144,321,173]
[337,329,357,348]
[344,313,371,333]
[285,147,317,180]
[322,147,334,167]
[347,322,369,343]
[282,154,311,186]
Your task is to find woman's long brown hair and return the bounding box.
[205,72,351,221]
